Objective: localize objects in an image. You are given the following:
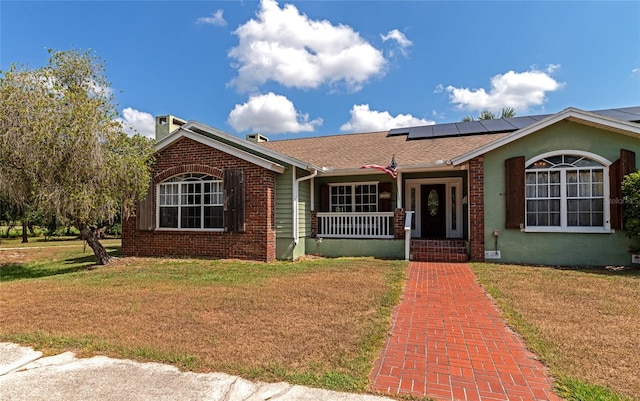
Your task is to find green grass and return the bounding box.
[556,376,632,401]
[471,263,638,401]
[0,244,407,394]
[0,242,121,282]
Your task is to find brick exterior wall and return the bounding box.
[469,156,485,262]
[393,208,406,239]
[310,210,318,238]
[122,137,277,262]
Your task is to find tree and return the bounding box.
[0,49,154,265]
[461,107,516,122]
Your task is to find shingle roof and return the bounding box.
[258,106,640,171]
[258,130,509,170]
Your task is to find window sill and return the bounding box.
[523,227,614,234]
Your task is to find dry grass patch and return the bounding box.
[0,244,406,392]
[471,263,640,400]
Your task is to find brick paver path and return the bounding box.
[370,262,561,401]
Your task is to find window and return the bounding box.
[525,153,608,231]
[330,183,377,212]
[158,173,223,230]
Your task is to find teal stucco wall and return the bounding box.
[483,120,640,266]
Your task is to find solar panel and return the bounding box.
[592,108,640,122]
[504,116,538,129]
[407,125,434,140]
[528,114,552,121]
[478,118,518,132]
[388,127,411,136]
[390,106,639,141]
[455,121,488,135]
[432,123,460,137]
[612,106,640,120]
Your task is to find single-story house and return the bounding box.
[122,106,640,266]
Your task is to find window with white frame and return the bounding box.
[158,173,223,229]
[525,153,607,230]
[330,183,377,212]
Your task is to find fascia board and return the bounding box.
[183,121,320,172]
[317,164,455,177]
[155,127,286,174]
[451,108,640,166]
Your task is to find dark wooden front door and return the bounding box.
[421,184,446,238]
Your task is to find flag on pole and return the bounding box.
[360,155,398,179]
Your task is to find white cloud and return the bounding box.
[228,0,386,92]
[633,67,640,76]
[340,104,434,132]
[227,92,323,134]
[118,107,155,138]
[197,10,227,26]
[445,67,564,113]
[381,29,412,57]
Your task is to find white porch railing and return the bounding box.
[404,211,414,260]
[317,212,394,239]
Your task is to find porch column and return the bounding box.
[396,171,402,208]
[469,156,485,261]
[394,208,405,239]
[311,210,318,238]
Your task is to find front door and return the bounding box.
[421,184,446,238]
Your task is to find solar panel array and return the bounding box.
[387,106,640,140]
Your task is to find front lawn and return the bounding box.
[471,263,640,401]
[0,241,406,393]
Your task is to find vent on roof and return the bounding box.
[246,133,269,143]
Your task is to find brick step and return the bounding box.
[410,239,468,262]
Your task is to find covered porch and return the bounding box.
[307,165,481,262]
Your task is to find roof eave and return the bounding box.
[316,163,459,177]
[155,127,287,174]
[183,121,320,172]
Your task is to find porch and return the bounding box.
[312,211,469,262]
[306,166,483,262]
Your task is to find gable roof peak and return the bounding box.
[452,106,640,165]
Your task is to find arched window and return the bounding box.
[525,152,609,231]
[157,173,223,230]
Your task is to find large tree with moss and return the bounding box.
[0,49,154,265]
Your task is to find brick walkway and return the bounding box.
[370,262,561,401]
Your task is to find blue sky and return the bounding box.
[2,0,639,139]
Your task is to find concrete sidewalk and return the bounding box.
[0,342,393,401]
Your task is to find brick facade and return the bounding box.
[468,156,485,262]
[122,137,277,262]
[393,208,406,239]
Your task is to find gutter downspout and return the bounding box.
[294,168,318,246]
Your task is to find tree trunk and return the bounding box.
[79,226,113,266]
[5,221,15,238]
[21,221,28,243]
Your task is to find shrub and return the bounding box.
[622,171,640,251]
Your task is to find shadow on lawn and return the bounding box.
[0,248,120,282]
[548,265,640,279]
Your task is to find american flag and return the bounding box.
[360,155,398,179]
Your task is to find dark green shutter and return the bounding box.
[505,156,525,229]
[610,149,636,229]
[224,168,245,232]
